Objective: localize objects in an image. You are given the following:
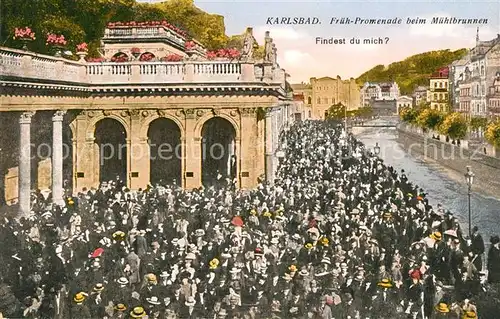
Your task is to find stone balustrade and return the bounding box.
[104,26,186,46]
[0,47,279,87]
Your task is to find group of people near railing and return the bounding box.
[0,120,500,319]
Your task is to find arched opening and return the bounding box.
[201,117,236,187]
[111,52,129,63]
[147,118,181,187]
[94,119,127,186]
[139,52,156,62]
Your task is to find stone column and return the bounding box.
[19,111,35,216]
[239,108,258,189]
[52,110,66,205]
[184,109,201,189]
[264,107,274,183]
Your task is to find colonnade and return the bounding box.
[17,111,66,215]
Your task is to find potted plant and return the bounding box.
[161,54,183,62]
[13,27,36,51]
[111,52,129,63]
[76,43,88,61]
[131,47,141,59]
[46,33,67,57]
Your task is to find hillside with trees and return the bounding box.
[1,0,231,56]
[356,49,468,95]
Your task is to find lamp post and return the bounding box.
[464,166,475,237]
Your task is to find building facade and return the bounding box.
[456,34,500,118]
[488,72,500,118]
[412,86,428,107]
[0,25,292,214]
[298,76,360,120]
[449,55,470,112]
[397,96,413,113]
[427,67,450,112]
[360,82,400,107]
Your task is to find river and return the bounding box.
[353,125,500,243]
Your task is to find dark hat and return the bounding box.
[491,235,500,245]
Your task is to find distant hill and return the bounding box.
[356,49,468,95]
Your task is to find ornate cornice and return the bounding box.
[239,107,257,117]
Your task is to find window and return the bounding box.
[323,98,328,104]
[444,93,448,100]
[434,82,438,88]
[439,93,443,100]
[481,65,485,76]
[482,85,485,95]
[439,82,443,88]
[476,84,479,95]
[433,93,437,100]
[308,96,312,104]
[317,97,321,104]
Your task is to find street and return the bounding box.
[354,125,500,242]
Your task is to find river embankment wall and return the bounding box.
[397,125,500,198]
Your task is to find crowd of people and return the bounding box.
[0,120,499,319]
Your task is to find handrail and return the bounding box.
[0,47,284,87]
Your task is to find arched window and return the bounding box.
[307,96,312,104]
[481,65,485,76]
[439,82,443,88]
[476,84,479,96]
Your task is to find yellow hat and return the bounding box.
[431,232,442,241]
[305,243,313,249]
[130,306,146,318]
[146,273,157,283]
[250,209,257,215]
[112,231,126,240]
[435,303,450,313]
[321,237,329,246]
[383,212,392,219]
[377,279,393,288]
[209,258,219,269]
[114,303,127,311]
[289,265,297,272]
[463,311,477,319]
[263,211,272,217]
[73,292,85,303]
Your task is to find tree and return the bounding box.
[485,119,500,148]
[438,112,468,140]
[470,117,488,130]
[326,103,346,120]
[399,106,419,124]
[416,108,445,130]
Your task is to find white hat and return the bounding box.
[229,267,241,274]
[147,296,161,305]
[185,253,196,260]
[117,277,129,285]
[185,296,196,306]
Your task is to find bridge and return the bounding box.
[348,116,400,128]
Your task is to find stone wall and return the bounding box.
[397,126,500,197]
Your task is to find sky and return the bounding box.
[137,0,500,83]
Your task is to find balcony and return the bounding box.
[104,26,186,47]
[0,47,281,89]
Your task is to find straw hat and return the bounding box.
[431,232,442,241]
[114,303,127,311]
[435,303,450,313]
[463,311,477,318]
[130,306,147,318]
[73,292,86,303]
[377,279,393,288]
[146,273,157,283]
[146,296,161,305]
[185,296,196,307]
[117,277,129,285]
[93,283,104,292]
[112,230,126,240]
